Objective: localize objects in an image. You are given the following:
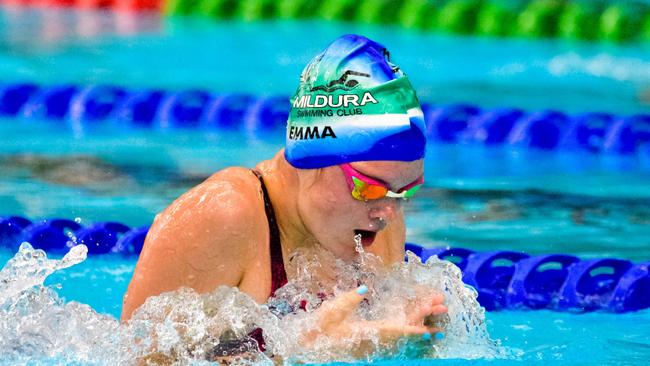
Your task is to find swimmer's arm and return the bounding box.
[121,169,266,322]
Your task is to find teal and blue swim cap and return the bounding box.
[285,34,426,169]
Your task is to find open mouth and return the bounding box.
[354,229,377,247]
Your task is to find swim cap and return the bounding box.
[285,34,426,169]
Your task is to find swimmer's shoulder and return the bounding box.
[203,166,261,193]
[169,166,267,242]
[123,168,269,320]
[146,166,267,270]
[199,167,267,224]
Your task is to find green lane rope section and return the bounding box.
[238,0,277,21]
[557,1,600,40]
[356,0,402,25]
[599,3,648,42]
[276,0,321,19]
[515,0,565,38]
[319,0,359,22]
[397,0,439,30]
[475,0,521,36]
[163,0,650,43]
[436,0,483,34]
[197,0,240,19]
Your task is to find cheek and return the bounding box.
[307,180,362,226]
[311,188,345,219]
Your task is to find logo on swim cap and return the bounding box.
[292,91,378,109]
[309,70,369,93]
[285,34,426,169]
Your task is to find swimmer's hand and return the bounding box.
[301,285,447,353]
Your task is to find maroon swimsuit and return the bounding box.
[248,170,288,352]
[252,169,288,295]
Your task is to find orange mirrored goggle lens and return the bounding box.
[351,177,389,200]
[351,176,422,201]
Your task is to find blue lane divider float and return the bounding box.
[1,215,649,313]
[20,84,79,120]
[462,250,531,310]
[69,85,130,123]
[407,243,649,313]
[0,215,148,256]
[1,81,649,155]
[508,254,580,310]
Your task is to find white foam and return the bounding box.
[0,241,512,364]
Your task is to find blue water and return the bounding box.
[1,5,650,365]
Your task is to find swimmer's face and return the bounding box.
[296,159,424,261]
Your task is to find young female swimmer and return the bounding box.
[121,34,447,355]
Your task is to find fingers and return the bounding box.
[392,324,442,336]
[317,285,368,327]
[315,286,448,343]
[333,285,368,314]
[408,304,435,324]
[427,292,445,306]
[308,287,449,349]
[364,320,442,341]
[430,304,448,316]
[408,303,447,322]
[407,296,448,325]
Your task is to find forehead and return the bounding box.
[350,160,424,187]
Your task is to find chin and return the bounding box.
[322,242,356,262]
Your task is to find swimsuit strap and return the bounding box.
[215,170,286,355]
[252,169,287,296]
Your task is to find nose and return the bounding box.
[368,198,399,228]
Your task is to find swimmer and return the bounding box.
[122,34,447,357]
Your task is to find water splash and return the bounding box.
[354,233,364,254]
[0,242,87,301]
[0,242,511,364]
[354,233,365,266]
[265,247,509,362]
[0,243,120,365]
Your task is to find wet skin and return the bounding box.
[121,149,445,347]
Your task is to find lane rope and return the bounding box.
[2,82,649,155]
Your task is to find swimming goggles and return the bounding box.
[339,163,424,201]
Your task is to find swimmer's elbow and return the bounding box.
[120,307,131,323]
[120,291,138,323]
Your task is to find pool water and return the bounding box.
[2,126,649,260]
[1,5,650,365]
